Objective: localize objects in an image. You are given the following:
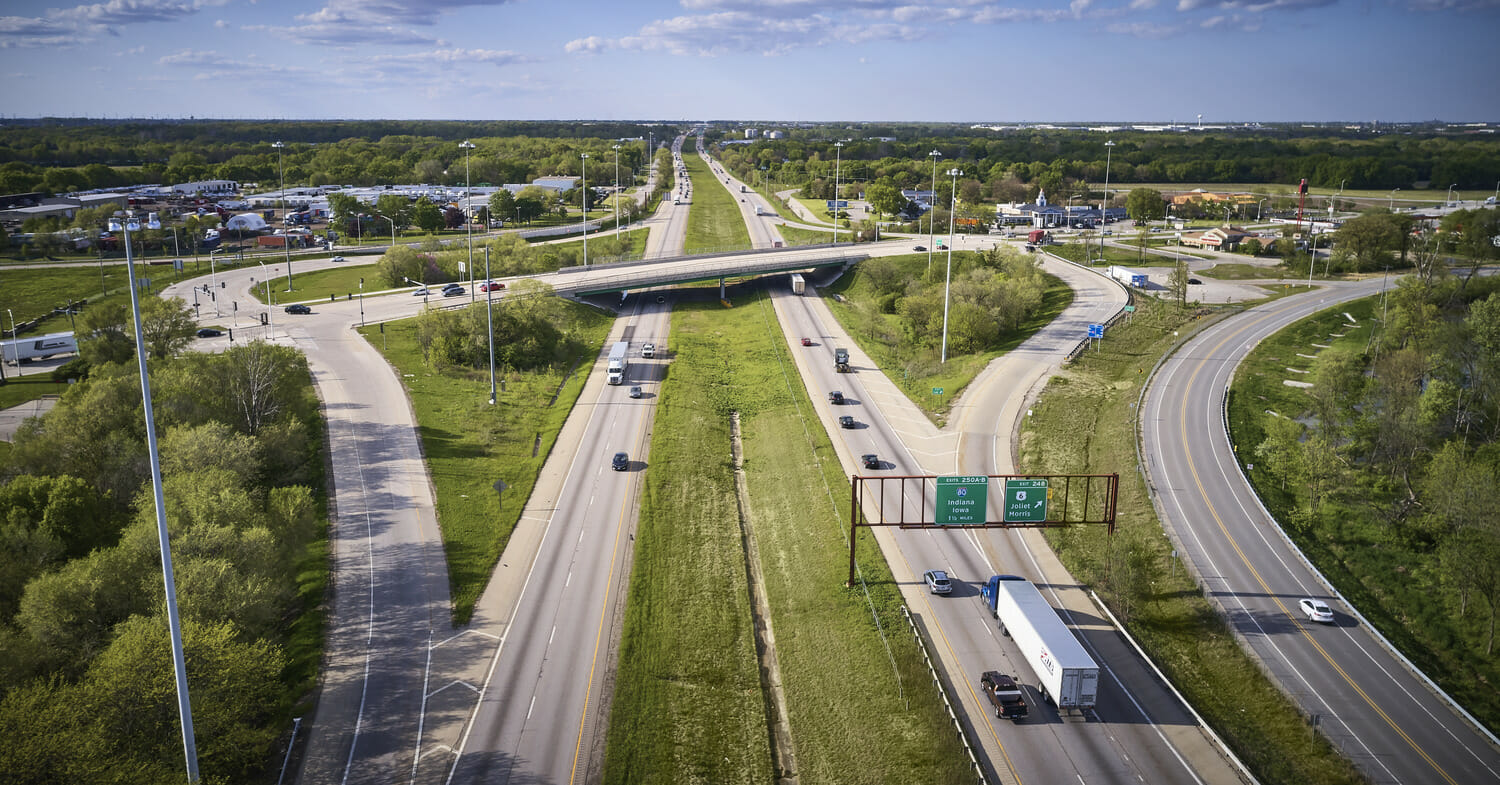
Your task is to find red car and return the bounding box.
[479,281,505,292]
[800,337,813,346]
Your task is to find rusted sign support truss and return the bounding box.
[847,473,1118,586]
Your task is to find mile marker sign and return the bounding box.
[1004,479,1049,523]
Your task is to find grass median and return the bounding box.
[683,139,752,253]
[1017,295,1364,785]
[604,287,971,784]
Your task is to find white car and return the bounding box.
[923,570,953,595]
[330,255,345,263]
[1299,598,1334,624]
[642,343,655,358]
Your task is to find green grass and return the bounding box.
[822,252,1074,421]
[791,197,839,226]
[774,223,834,247]
[1018,295,1364,785]
[682,140,752,253]
[0,260,210,328]
[0,375,71,409]
[356,306,614,623]
[1227,297,1500,733]
[604,288,971,783]
[1198,262,1290,279]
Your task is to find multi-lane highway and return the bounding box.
[769,259,1247,785]
[1142,281,1500,785]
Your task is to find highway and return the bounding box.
[769,259,1247,785]
[445,299,670,783]
[1142,280,1500,785]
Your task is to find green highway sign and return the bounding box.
[932,387,944,395]
[1003,479,1049,523]
[935,475,988,525]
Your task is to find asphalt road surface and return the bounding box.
[770,262,1247,785]
[1142,280,1500,785]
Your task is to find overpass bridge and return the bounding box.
[551,244,868,297]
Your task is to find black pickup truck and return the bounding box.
[981,671,1028,721]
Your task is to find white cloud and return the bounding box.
[295,0,518,29]
[0,0,217,48]
[365,47,534,67]
[1106,20,1187,37]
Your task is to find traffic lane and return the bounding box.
[292,311,453,784]
[446,305,665,785]
[777,290,1186,785]
[446,367,645,784]
[1146,284,1500,785]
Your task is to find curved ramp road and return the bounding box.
[1142,281,1500,785]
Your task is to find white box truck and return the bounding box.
[980,575,1099,711]
[606,341,629,385]
[1107,265,1149,288]
[790,273,805,296]
[2,331,78,365]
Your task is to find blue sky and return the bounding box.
[3,0,1497,122]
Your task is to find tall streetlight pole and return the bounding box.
[927,149,940,273]
[613,143,623,243]
[1100,140,1115,262]
[485,246,497,405]
[941,167,962,364]
[460,140,476,302]
[108,211,200,783]
[1446,183,1457,207]
[4,308,16,366]
[833,141,844,245]
[1330,178,1347,219]
[272,141,293,292]
[256,259,275,339]
[1389,188,1401,211]
[1257,198,1267,221]
[375,213,396,250]
[580,152,590,266]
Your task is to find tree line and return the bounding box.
[1,126,665,197]
[0,301,325,782]
[709,127,1500,207]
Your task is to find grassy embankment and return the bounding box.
[775,223,835,247]
[1017,295,1364,785]
[821,251,1073,420]
[603,289,971,783]
[682,140,752,253]
[356,306,613,623]
[1228,296,1500,732]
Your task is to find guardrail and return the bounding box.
[1047,250,1133,362]
[900,605,988,785]
[554,247,868,296]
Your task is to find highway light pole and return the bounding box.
[1100,140,1115,262]
[613,143,622,243]
[1257,198,1267,221]
[110,211,200,783]
[581,152,590,267]
[833,140,844,245]
[941,167,962,364]
[376,213,396,250]
[256,259,275,339]
[272,141,293,292]
[927,149,940,273]
[460,140,476,302]
[1447,183,1457,207]
[485,246,497,405]
[1389,188,1400,211]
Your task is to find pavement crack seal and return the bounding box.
[729,409,800,785]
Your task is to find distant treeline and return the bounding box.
[0,120,681,196]
[709,125,1500,195]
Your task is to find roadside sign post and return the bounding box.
[936,476,988,525]
[932,386,944,406]
[1003,478,1049,523]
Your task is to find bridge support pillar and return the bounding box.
[720,277,727,299]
